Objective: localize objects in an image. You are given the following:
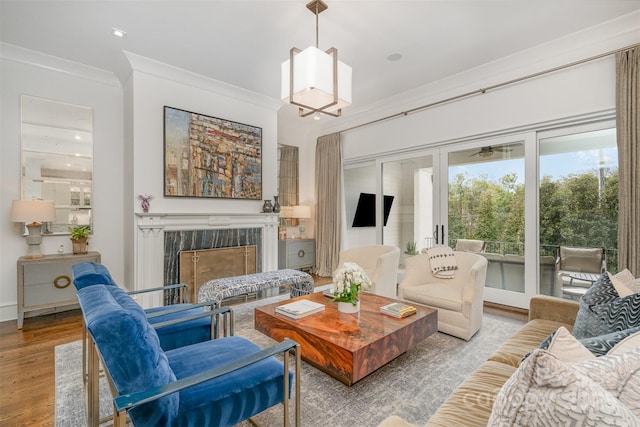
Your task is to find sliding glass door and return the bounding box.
[441,134,534,307]
[341,118,617,309]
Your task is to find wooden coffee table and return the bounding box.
[255,292,437,385]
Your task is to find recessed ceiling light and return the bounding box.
[387,53,403,62]
[74,135,81,140]
[112,28,127,38]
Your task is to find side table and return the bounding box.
[17,251,101,328]
[278,239,315,272]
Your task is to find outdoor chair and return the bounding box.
[335,245,400,298]
[77,284,300,427]
[454,239,486,253]
[557,246,605,298]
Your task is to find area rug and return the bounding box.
[55,290,524,427]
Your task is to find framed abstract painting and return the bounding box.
[163,106,262,199]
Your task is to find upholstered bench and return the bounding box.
[197,269,314,306]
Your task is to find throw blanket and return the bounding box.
[426,246,458,279]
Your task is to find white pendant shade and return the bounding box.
[281,46,352,113]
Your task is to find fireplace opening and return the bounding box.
[179,245,257,302]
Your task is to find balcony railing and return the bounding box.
[448,239,618,273]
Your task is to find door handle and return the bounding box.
[441,225,444,245]
[434,225,439,245]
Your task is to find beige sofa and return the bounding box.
[399,252,488,340]
[378,295,580,427]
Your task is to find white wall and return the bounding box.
[0,44,123,321]
[120,53,280,289]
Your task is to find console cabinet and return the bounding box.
[278,239,315,272]
[17,251,101,328]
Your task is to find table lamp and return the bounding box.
[11,199,56,259]
[292,205,311,238]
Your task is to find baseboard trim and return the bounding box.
[484,301,529,315]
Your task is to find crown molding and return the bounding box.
[119,51,282,111]
[0,42,121,87]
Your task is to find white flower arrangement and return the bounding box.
[331,262,372,305]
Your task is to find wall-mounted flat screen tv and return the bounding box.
[352,193,394,227]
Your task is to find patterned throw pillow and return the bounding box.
[526,325,640,362]
[592,292,640,333]
[573,272,621,339]
[425,246,457,279]
[488,349,640,426]
[579,326,640,356]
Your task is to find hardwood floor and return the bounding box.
[0,274,525,427]
[0,309,83,427]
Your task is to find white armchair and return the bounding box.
[335,245,400,299]
[398,251,488,340]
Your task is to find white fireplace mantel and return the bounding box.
[134,212,279,307]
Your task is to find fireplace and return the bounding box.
[135,213,278,308]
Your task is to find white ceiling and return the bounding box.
[1,1,639,112]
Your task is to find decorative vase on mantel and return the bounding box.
[272,195,281,213]
[262,199,273,213]
[338,300,360,314]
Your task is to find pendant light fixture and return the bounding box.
[281,0,352,118]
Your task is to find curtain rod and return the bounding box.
[338,43,639,135]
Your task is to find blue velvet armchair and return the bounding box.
[72,261,227,425]
[78,284,301,427]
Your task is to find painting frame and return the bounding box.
[163,106,262,200]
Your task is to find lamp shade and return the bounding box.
[292,205,311,219]
[281,46,352,112]
[280,206,294,218]
[11,200,55,224]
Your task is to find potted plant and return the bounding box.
[69,225,91,255]
[330,262,372,313]
[402,241,419,266]
[404,241,418,256]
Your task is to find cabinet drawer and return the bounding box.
[23,281,77,307]
[286,240,314,255]
[23,261,76,287]
[287,246,315,268]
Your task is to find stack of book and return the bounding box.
[380,302,417,318]
[275,299,325,319]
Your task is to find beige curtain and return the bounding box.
[315,133,342,277]
[616,46,639,276]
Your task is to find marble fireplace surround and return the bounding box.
[135,212,279,308]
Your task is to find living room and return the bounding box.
[1,1,639,425]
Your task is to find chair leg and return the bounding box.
[283,350,289,427]
[87,340,100,427]
[113,407,127,427]
[82,320,87,388]
[295,345,301,427]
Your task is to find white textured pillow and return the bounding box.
[571,349,640,417]
[546,326,595,362]
[488,349,639,426]
[608,269,637,298]
[610,330,640,355]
